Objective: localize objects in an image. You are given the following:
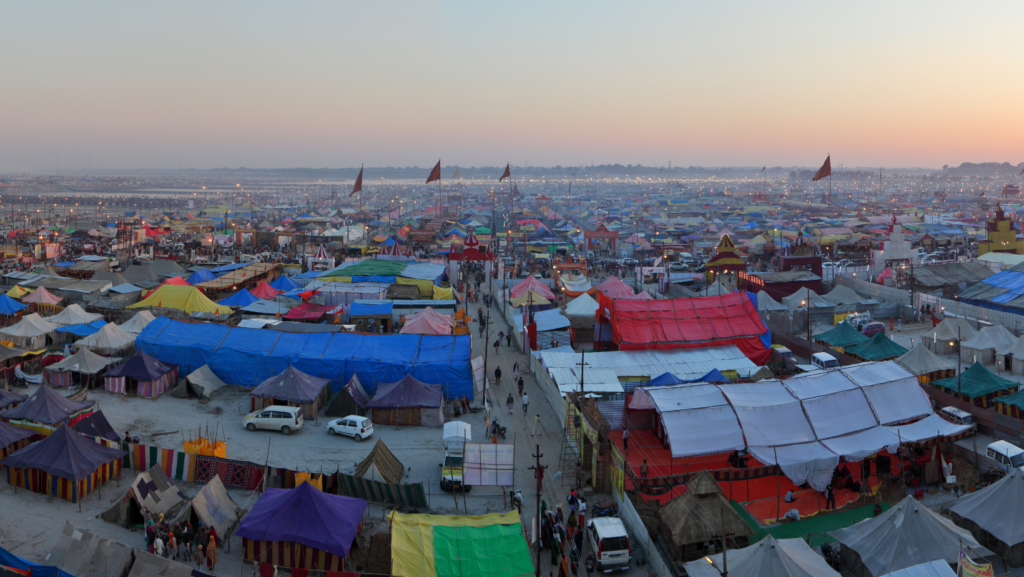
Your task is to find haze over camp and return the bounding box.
[3,3,1024,577]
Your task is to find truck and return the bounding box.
[441,421,472,492]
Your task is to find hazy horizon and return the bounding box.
[4,1,1024,172]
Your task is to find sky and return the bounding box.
[3,1,1024,172]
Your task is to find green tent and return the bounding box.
[932,361,1018,404]
[813,321,869,349]
[845,332,909,361]
[323,259,409,277]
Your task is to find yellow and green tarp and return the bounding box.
[388,511,534,577]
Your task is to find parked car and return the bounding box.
[810,352,840,370]
[669,261,689,272]
[243,406,304,435]
[861,322,886,337]
[326,415,373,441]
[986,440,1024,473]
[586,517,631,572]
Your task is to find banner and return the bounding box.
[610,445,625,499]
[958,549,993,577]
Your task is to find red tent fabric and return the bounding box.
[284,302,334,321]
[143,276,189,299]
[601,291,771,365]
[509,276,555,300]
[400,306,452,335]
[249,282,282,300]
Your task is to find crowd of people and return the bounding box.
[143,510,219,573]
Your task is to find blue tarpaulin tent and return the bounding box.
[269,275,301,292]
[218,289,260,307]
[55,319,107,337]
[136,317,474,398]
[186,269,218,284]
[648,369,730,387]
[349,302,394,317]
[0,294,28,315]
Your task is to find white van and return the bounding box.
[811,352,840,370]
[243,406,304,435]
[586,517,631,572]
[986,440,1024,473]
[939,406,973,426]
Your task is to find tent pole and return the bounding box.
[774,445,780,522]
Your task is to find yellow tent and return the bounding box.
[431,285,454,300]
[127,285,233,314]
[6,285,31,299]
[387,511,532,577]
[510,291,550,307]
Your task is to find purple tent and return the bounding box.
[236,482,367,560]
[0,425,126,481]
[0,420,32,451]
[249,366,331,419]
[104,351,176,381]
[0,389,26,410]
[73,410,120,442]
[366,374,444,427]
[0,385,95,426]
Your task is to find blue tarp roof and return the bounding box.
[350,302,393,317]
[647,368,729,387]
[294,269,325,279]
[109,283,142,294]
[55,319,107,336]
[0,294,28,315]
[211,262,250,273]
[269,275,301,292]
[218,288,260,307]
[136,317,474,398]
[186,269,218,284]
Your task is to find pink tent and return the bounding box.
[249,282,282,300]
[400,307,452,335]
[21,286,63,305]
[509,276,555,300]
[594,276,637,300]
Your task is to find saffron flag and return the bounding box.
[761,166,766,172]
[426,160,441,184]
[499,163,510,182]
[812,155,832,181]
[350,166,363,196]
[452,167,460,179]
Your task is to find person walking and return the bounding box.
[498,330,504,345]
[825,483,836,510]
[507,332,512,348]
[513,362,519,379]
[622,428,629,451]
[897,316,902,331]
[532,413,541,436]
[577,497,586,528]
[194,546,205,571]
[518,377,525,396]
[494,366,502,387]
[181,523,193,561]
[154,534,164,558]
[166,531,176,560]
[522,392,529,414]
[494,339,500,355]
[576,463,584,488]
[506,393,514,415]
[641,459,649,479]
[207,535,217,572]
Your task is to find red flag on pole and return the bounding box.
[499,163,510,182]
[349,166,363,196]
[426,160,441,184]
[812,155,832,181]
[761,166,766,172]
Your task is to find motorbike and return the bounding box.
[489,418,507,440]
[592,502,619,518]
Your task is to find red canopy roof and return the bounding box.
[249,282,281,300]
[509,276,555,300]
[144,276,190,299]
[594,276,637,300]
[284,302,334,321]
[601,291,771,365]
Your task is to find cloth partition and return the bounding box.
[820,427,900,461]
[661,407,745,458]
[801,389,878,439]
[748,443,838,492]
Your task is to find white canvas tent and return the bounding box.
[564,293,599,317]
[0,313,58,349]
[895,344,955,376]
[77,322,135,355]
[119,311,156,335]
[1002,335,1024,375]
[126,550,203,577]
[961,324,1016,365]
[170,365,226,400]
[683,535,841,577]
[923,317,978,354]
[175,475,241,539]
[945,467,1024,567]
[755,291,789,313]
[46,521,134,577]
[830,497,988,577]
[44,348,122,389]
[46,304,103,327]
[102,466,188,528]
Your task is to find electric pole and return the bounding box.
[529,444,547,577]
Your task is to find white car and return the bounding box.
[327,415,373,441]
[243,406,304,435]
